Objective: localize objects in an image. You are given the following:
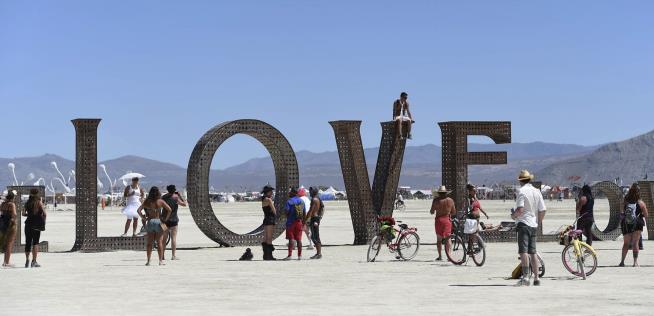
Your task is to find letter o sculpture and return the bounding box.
[187,120,299,247]
[589,181,624,241]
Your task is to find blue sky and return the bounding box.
[1,1,653,168]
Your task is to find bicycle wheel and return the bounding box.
[537,253,546,278]
[562,244,583,276]
[446,235,466,265]
[367,235,383,262]
[470,235,486,267]
[580,245,597,277]
[398,232,420,261]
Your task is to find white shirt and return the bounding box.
[515,183,547,228]
[300,196,311,216]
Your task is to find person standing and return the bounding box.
[137,187,172,266]
[511,170,547,286]
[619,183,648,267]
[0,191,17,267]
[308,187,325,259]
[122,177,145,237]
[393,92,414,140]
[162,185,187,261]
[430,186,456,261]
[298,188,314,250]
[261,185,277,261]
[576,185,595,246]
[467,184,489,220]
[284,187,306,260]
[23,189,47,268]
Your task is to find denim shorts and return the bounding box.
[517,223,537,254]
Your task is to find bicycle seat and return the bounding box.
[568,229,583,237]
[399,224,409,230]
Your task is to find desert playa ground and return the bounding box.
[1,199,651,316]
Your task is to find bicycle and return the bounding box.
[394,200,406,212]
[513,253,546,279]
[445,213,486,267]
[367,217,420,262]
[559,215,598,279]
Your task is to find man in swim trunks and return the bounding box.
[393,92,414,140]
[430,186,456,261]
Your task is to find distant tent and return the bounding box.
[319,186,342,201]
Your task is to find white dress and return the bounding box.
[122,185,142,219]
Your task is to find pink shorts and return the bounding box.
[435,216,452,238]
[286,220,303,241]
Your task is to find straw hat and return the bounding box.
[433,185,452,195]
[517,170,535,181]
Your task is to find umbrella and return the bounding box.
[118,173,146,181]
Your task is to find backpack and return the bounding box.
[624,203,638,226]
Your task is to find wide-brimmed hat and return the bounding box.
[518,170,535,181]
[261,185,275,194]
[433,185,452,195]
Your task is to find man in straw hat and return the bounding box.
[430,186,456,261]
[512,170,547,286]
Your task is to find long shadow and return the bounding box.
[598,265,654,268]
[450,284,511,287]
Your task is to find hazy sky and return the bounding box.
[1,1,652,168]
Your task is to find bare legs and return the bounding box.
[518,253,540,281]
[621,232,642,267]
[436,236,451,261]
[3,234,15,266]
[264,225,273,245]
[163,227,178,260]
[124,219,138,236]
[146,232,154,265]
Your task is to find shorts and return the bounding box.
[285,220,303,241]
[263,215,275,226]
[165,220,179,228]
[310,217,321,245]
[517,223,537,254]
[435,216,452,237]
[145,219,163,233]
[621,218,645,235]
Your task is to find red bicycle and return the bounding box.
[367,216,420,262]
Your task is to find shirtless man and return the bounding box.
[430,186,456,261]
[393,92,414,140]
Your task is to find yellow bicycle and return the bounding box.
[559,216,598,280]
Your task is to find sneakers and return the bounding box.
[282,256,293,261]
[310,254,322,260]
[533,280,541,286]
[515,278,530,287]
[297,256,302,261]
[121,233,130,237]
[307,245,314,250]
[31,261,41,268]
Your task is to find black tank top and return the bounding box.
[580,193,594,217]
[262,202,274,218]
[162,193,179,223]
[313,197,324,218]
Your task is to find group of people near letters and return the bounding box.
[430,169,649,286]
[257,186,324,261]
[0,189,47,268]
[119,177,187,266]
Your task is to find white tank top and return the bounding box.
[127,185,141,204]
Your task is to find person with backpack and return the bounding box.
[619,183,649,267]
[161,185,187,261]
[284,187,306,260]
[23,189,47,268]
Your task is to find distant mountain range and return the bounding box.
[1,130,652,192]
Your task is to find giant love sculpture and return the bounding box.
[6,119,653,252]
